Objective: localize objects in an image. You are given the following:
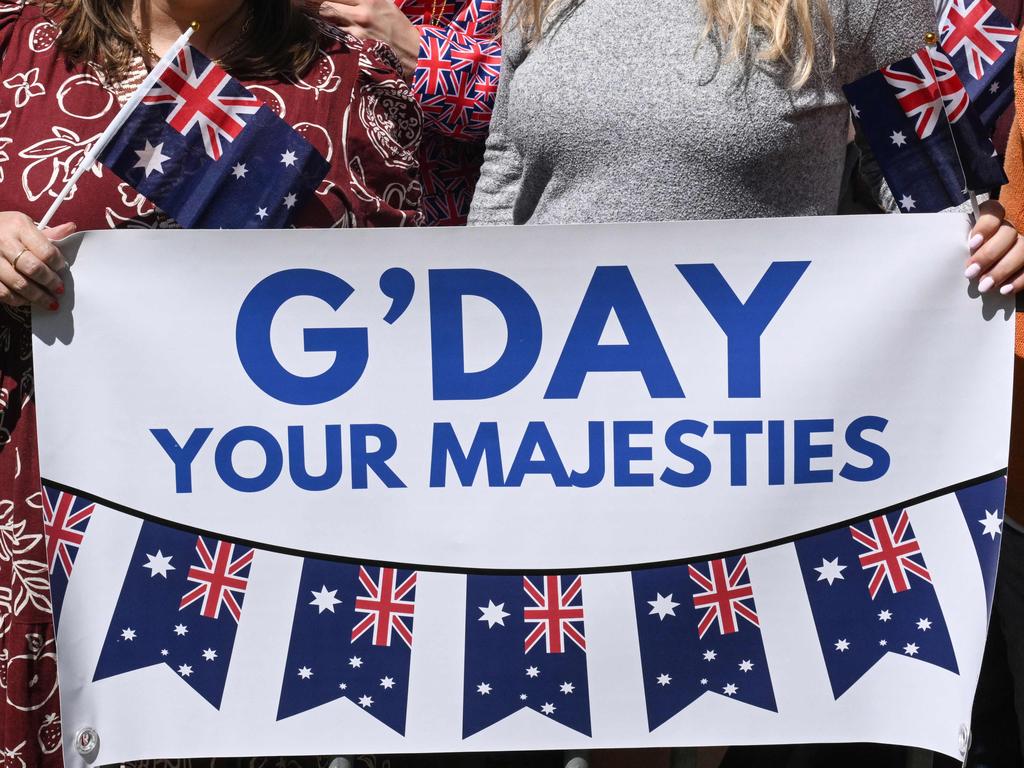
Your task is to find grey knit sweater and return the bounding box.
[468,0,936,225]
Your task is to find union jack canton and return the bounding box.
[41,484,95,630]
[278,561,417,734]
[97,45,329,228]
[93,521,254,708]
[463,574,592,738]
[794,509,958,699]
[632,556,777,731]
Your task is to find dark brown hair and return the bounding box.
[48,0,321,81]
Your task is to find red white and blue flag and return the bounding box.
[794,510,958,699]
[954,476,1006,610]
[632,556,776,731]
[844,45,1006,213]
[96,45,328,228]
[463,574,592,737]
[93,522,254,708]
[939,0,1019,126]
[277,561,416,734]
[41,484,94,630]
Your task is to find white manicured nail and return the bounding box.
[1001,283,1015,295]
[969,233,984,249]
[978,276,995,293]
[965,263,981,279]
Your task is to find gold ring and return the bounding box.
[9,248,27,270]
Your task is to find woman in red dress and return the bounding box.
[0,2,420,764]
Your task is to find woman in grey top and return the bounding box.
[468,0,1024,293]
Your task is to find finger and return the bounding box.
[979,234,1024,294]
[42,222,76,242]
[0,284,28,307]
[0,258,56,309]
[11,250,63,295]
[337,23,370,38]
[998,267,1024,296]
[969,199,1006,250]
[13,216,66,273]
[966,222,1017,280]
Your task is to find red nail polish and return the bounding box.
[49,302,58,311]
[55,285,64,295]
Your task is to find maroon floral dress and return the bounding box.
[0,3,421,766]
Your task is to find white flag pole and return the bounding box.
[36,23,197,230]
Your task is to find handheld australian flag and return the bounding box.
[939,0,1019,128]
[794,510,958,699]
[278,560,416,734]
[954,475,1006,609]
[844,46,1006,213]
[463,574,591,738]
[632,556,776,731]
[41,485,95,631]
[97,45,329,228]
[93,521,254,708]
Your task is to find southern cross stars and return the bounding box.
[979,509,1003,540]
[477,682,492,695]
[903,642,919,657]
[899,194,916,212]
[231,162,248,179]
[309,585,341,614]
[835,639,850,652]
[814,557,846,585]
[202,648,218,661]
[702,650,717,661]
[380,677,395,690]
[540,702,556,715]
[722,683,738,696]
[349,656,363,668]
[648,593,680,620]
[738,660,754,672]
[283,193,298,209]
[560,682,575,694]
[281,150,298,167]
[298,666,313,680]
[656,674,671,687]
[526,666,540,678]
[479,600,510,628]
[178,664,193,677]
[144,551,175,578]
[133,141,170,177]
[120,628,136,641]
[916,618,932,631]
[256,207,269,220]
[890,130,907,147]
[359,695,373,708]
[174,624,188,636]
[878,610,893,622]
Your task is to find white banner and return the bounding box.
[30,214,1013,764]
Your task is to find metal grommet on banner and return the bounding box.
[958,723,972,756]
[73,726,100,762]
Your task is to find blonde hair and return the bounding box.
[506,0,835,88]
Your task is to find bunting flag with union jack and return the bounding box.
[93,521,254,708]
[277,560,416,734]
[41,485,95,630]
[463,574,592,738]
[96,45,329,228]
[939,0,1019,127]
[794,510,959,699]
[631,556,776,731]
[844,45,1005,213]
[954,475,1006,609]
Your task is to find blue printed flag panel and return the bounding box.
[97,45,329,228]
[844,46,1006,213]
[794,510,959,699]
[939,0,1019,127]
[955,476,1006,608]
[632,556,776,731]
[41,485,95,631]
[463,575,591,738]
[93,521,254,708]
[278,561,416,734]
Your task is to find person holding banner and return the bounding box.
[0,1,421,765]
[468,0,1024,293]
[303,0,502,226]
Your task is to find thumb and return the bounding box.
[42,222,77,241]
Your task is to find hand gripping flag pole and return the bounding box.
[35,23,198,230]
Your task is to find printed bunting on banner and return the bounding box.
[41,485,94,630]
[96,45,329,228]
[277,560,416,734]
[954,476,1006,608]
[794,510,958,699]
[463,574,592,738]
[938,0,1019,126]
[93,521,254,708]
[631,556,776,731]
[844,45,1006,213]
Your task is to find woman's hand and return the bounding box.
[965,200,1024,295]
[301,0,421,81]
[0,212,75,310]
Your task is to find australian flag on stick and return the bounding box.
[794,510,958,699]
[93,521,254,708]
[277,560,416,734]
[844,45,1006,213]
[954,476,1006,609]
[96,45,328,228]
[939,0,1019,127]
[463,574,592,738]
[41,485,95,631]
[632,556,776,731]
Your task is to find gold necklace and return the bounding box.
[135,6,254,67]
[428,0,446,26]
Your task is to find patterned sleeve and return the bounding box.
[412,0,501,142]
[346,40,424,226]
[0,2,25,56]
